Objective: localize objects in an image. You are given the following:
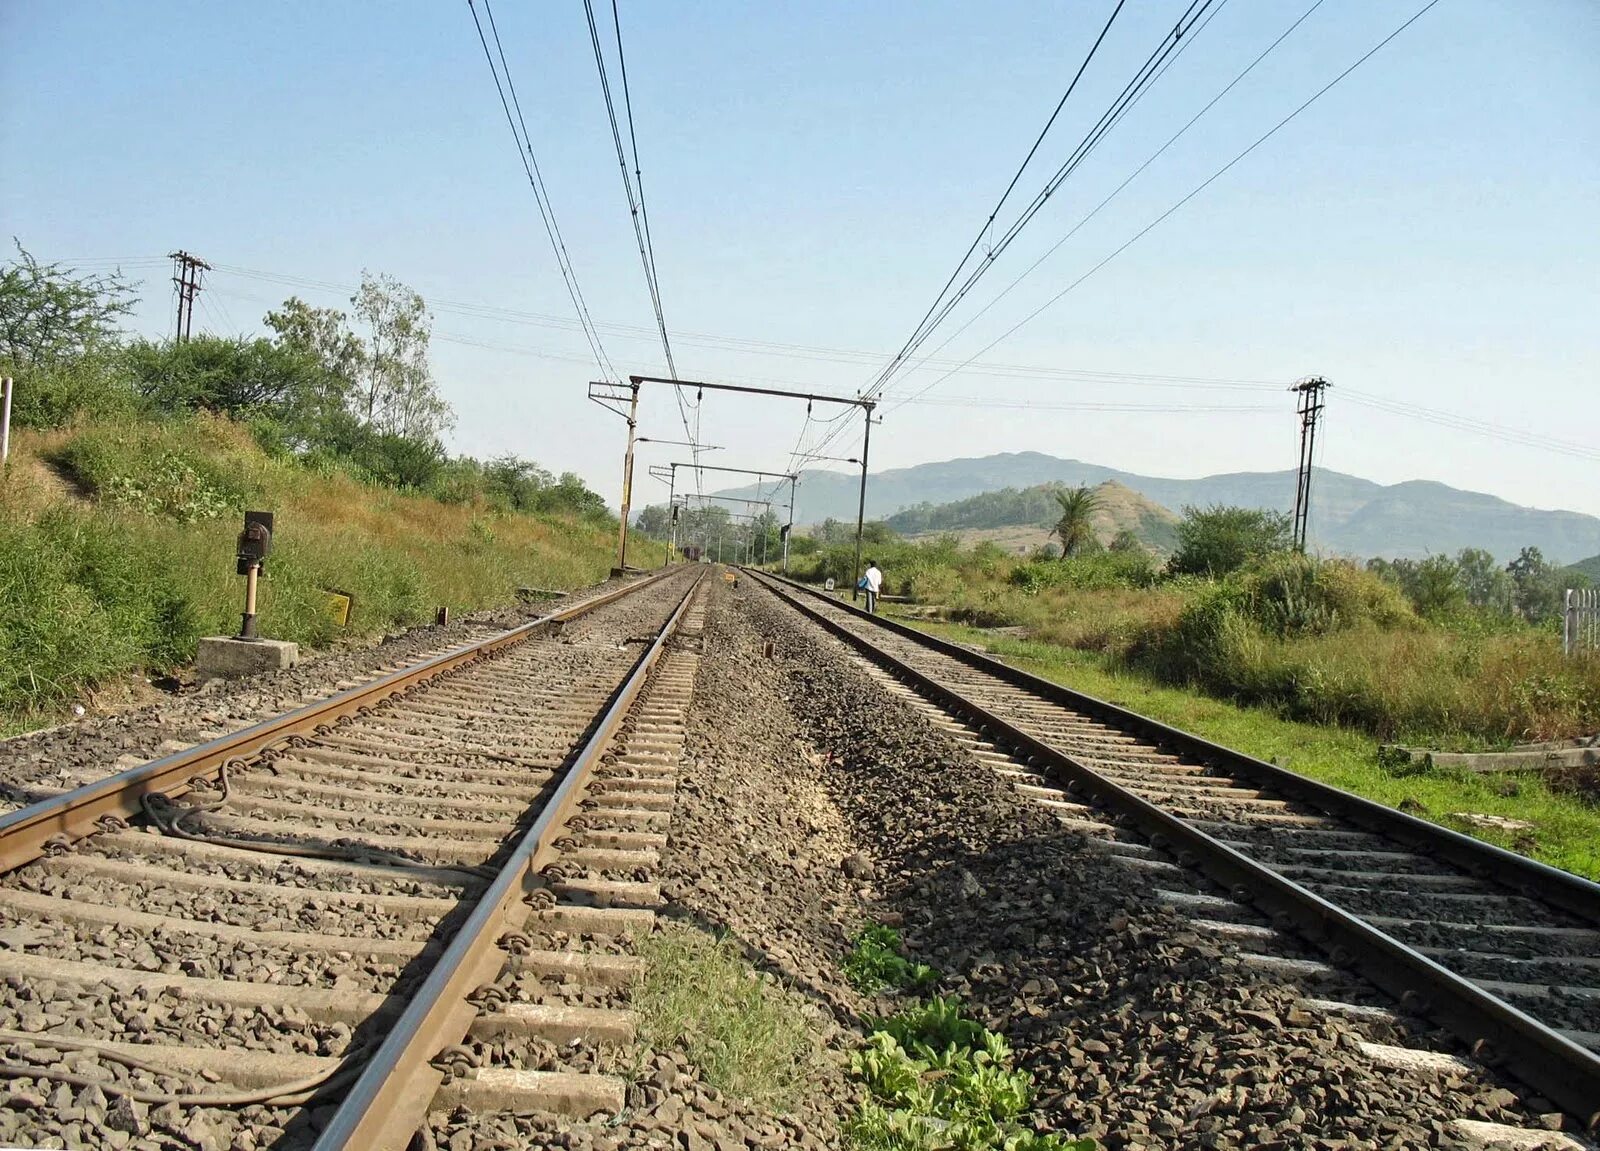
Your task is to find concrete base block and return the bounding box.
[196,636,299,682]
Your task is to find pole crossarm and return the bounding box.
[628,375,876,412]
[588,380,637,421]
[682,493,773,509]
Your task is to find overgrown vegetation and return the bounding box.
[784,506,1595,747]
[900,617,1600,882]
[0,243,640,729]
[848,997,1093,1151]
[632,927,816,1109]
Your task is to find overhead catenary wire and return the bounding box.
[864,0,1130,401]
[580,0,700,490]
[866,0,1235,403]
[883,0,1326,397]
[466,0,620,384]
[879,0,1446,425]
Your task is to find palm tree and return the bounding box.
[1053,485,1102,557]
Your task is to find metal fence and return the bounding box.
[1564,588,1600,656]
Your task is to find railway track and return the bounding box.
[0,566,706,1151]
[751,570,1600,1140]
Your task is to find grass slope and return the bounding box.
[0,414,654,732]
[896,613,1600,881]
[893,480,1179,555]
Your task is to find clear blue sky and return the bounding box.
[4,1,1597,517]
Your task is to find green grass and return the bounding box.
[894,612,1600,882]
[631,927,818,1110]
[844,924,940,996]
[847,996,1093,1151]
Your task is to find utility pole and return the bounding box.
[168,251,211,343]
[852,406,879,601]
[782,474,797,574]
[589,381,642,574]
[1290,376,1330,553]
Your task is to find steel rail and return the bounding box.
[752,570,1600,1129]
[758,572,1600,924]
[0,568,679,874]
[312,568,704,1150]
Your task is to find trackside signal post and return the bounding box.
[195,510,299,681]
[625,375,877,590]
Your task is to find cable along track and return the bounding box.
[0,567,704,1151]
[751,571,1600,1135]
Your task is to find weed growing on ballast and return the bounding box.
[846,995,1095,1151]
[844,923,940,995]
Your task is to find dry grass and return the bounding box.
[0,415,653,729]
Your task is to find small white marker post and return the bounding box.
[0,377,13,468]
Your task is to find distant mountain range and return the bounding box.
[709,451,1600,563]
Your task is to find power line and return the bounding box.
[905,0,1228,366]
[202,261,1290,392]
[881,0,1445,424]
[864,0,1129,400]
[466,0,620,384]
[885,0,1326,395]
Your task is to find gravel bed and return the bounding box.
[77,841,471,898]
[0,910,411,994]
[8,868,438,941]
[0,1052,306,1151]
[731,580,1576,1148]
[0,978,352,1055]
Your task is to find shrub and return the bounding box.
[1008,550,1157,595]
[2,350,146,430]
[1168,505,1291,577]
[844,924,939,995]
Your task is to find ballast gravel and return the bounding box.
[0,574,638,810]
[705,580,1570,1149]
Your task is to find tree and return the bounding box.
[1108,529,1145,554]
[1,240,137,366]
[1455,547,1512,613]
[634,503,672,536]
[122,335,333,422]
[1052,485,1102,557]
[1168,505,1291,578]
[350,271,452,441]
[1507,546,1564,624]
[265,296,363,418]
[1409,554,1467,619]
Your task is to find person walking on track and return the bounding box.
[860,559,883,614]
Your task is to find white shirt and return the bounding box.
[863,566,883,593]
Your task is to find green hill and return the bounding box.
[0,413,645,731]
[1567,554,1600,583]
[887,480,1179,554]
